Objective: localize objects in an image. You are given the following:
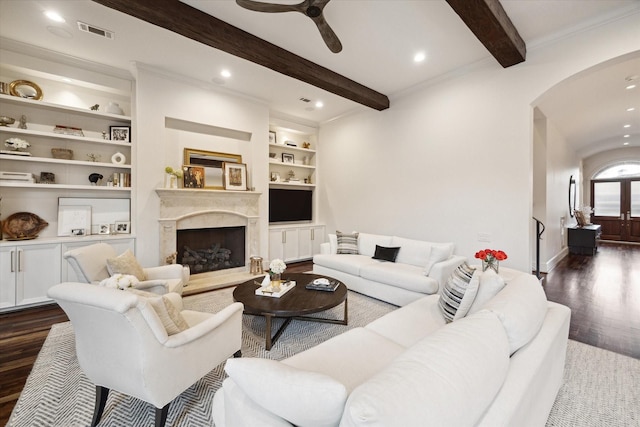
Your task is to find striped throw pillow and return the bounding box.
[438,263,479,322]
[336,231,359,254]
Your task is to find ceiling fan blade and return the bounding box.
[311,14,342,53]
[235,0,301,14]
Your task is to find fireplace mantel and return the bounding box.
[156,188,262,276]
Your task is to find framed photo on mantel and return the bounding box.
[223,162,247,191]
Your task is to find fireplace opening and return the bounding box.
[177,226,245,274]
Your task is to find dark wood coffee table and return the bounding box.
[233,273,348,350]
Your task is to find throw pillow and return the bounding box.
[106,249,147,281]
[423,244,453,275]
[467,269,506,315]
[148,295,189,336]
[372,245,401,262]
[225,358,348,427]
[336,231,359,254]
[438,263,479,322]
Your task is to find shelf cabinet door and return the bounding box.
[269,228,299,262]
[297,225,325,260]
[0,247,17,309]
[17,243,61,306]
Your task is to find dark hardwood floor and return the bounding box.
[1,246,638,425]
[542,241,640,360]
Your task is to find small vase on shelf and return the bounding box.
[165,173,178,189]
[482,259,499,274]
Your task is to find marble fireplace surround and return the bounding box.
[155,189,261,282]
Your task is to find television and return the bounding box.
[269,189,313,223]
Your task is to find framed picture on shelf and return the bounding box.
[269,131,276,144]
[115,221,131,234]
[98,224,110,235]
[270,171,281,182]
[282,153,294,164]
[223,162,247,191]
[57,205,92,236]
[110,126,131,142]
[182,165,205,188]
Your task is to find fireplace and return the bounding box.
[177,226,246,274]
[156,188,261,279]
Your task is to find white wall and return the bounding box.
[317,12,640,272]
[133,65,270,266]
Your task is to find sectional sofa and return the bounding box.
[212,267,571,426]
[313,232,466,306]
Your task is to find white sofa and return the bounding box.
[212,268,571,427]
[313,233,466,306]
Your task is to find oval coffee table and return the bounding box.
[233,273,348,350]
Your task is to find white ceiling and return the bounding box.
[0,0,638,157]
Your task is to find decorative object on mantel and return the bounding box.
[183,165,205,189]
[53,125,84,137]
[474,248,508,274]
[9,79,43,100]
[18,115,27,129]
[111,152,126,165]
[51,148,73,160]
[88,173,103,185]
[164,166,183,189]
[2,137,31,156]
[1,211,49,240]
[223,162,247,191]
[86,153,101,162]
[0,116,15,126]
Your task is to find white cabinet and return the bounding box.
[0,242,61,310]
[269,224,325,263]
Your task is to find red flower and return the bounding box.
[475,249,508,262]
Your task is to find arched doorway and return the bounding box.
[591,162,640,242]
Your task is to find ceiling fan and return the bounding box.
[236,0,343,53]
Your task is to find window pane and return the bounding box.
[593,182,620,216]
[632,181,640,217]
[595,163,640,179]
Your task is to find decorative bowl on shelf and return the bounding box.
[1,212,49,240]
[0,116,15,126]
[51,148,74,160]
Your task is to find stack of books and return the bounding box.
[305,278,339,292]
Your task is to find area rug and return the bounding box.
[9,290,640,427]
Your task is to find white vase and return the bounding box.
[165,174,178,189]
[106,102,124,115]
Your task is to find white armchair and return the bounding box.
[47,282,244,427]
[64,243,188,295]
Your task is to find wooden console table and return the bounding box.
[568,224,602,255]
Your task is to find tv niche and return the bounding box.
[269,188,312,223]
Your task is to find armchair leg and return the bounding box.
[91,385,109,427]
[233,350,242,358]
[155,404,170,427]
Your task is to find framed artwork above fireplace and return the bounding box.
[183,148,242,190]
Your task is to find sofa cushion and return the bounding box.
[283,327,406,393]
[106,249,147,281]
[481,273,547,354]
[424,244,454,275]
[225,358,348,427]
[389,236,432,267]
[358,233,393,257]
[360,262,439,294]
[337,231,359,254]
[340,311,510,427]
[313,254,378,276]
[365,294,446,347]
[438,263,478,322]
[467,269,506,316]
[372,245,401,262]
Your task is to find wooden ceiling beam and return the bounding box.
[91,0,390,111]
[446,0,526,68]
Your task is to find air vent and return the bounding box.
[299,97,311,103]
[77,21,114,39]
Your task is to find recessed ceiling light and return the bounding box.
[62,78,72,83]
[44,10,65,23]
[626,84,637,90]
[623,142,630,146]
[414,52,426,63]
[220,69,231,78]
[624,134,630,138]
[627,107,636,112]
[624,124,631,128]
[315,101,324,108]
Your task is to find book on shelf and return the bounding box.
[305,278,339,292]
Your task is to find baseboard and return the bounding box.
[532,247,568,274]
